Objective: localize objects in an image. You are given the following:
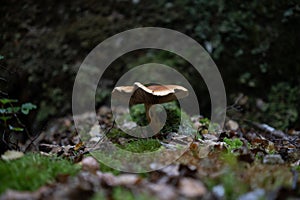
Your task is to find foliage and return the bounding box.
[223,137,243,153]
[1,0,300,130]
[0,98,37,153]
[0,153,80,194]
[0,98,37,126]
[263,82,299,130]
[199,118,210,128]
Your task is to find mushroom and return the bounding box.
[112,82,189,123]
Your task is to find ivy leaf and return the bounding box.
[0,99,18,105]
[21,103,37,115]
[9,125,24,132]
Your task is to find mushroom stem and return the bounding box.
[144,103,152,123]
[144,103,160,134]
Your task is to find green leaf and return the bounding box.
[0,99,18,105]
[0,116,12,121]
[0,55,4,60]
[21,103,37,115]
[5,107,21,114]
[224,138,243,152]
[0,107,20,114]
[9,125,24,132]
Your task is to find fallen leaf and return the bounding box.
[147,183,177,200]
[81,156,99,173]
[109,174,141,186]
[74,141,84,151]
[226,120,239,131]
[98,172,141,186]
[1,150,24,161]
[263,154,284,164]
[178,178,207,197]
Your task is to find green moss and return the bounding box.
[109,102,194,154]
[205,154,248,199]
[220,152,238,167]
[107,128,129,140]
[106,128,163,153]
[293,165,300,172]
[130,102,181,134]
[90,192,106,200]
[118,139,161,153]
[221,170,248,199]
[204,170,248,199]
[112,187,156,200]
[98,162,121,175]
[0,153,80,194]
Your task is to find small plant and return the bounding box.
[0,99,36,128]
[198,118,210,136]
[0,98,37,152]
[0,153,80,193]
[223,137,243,153]
[199,118,210,128]
[196,118,220,138]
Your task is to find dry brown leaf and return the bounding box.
[178,177,207,198]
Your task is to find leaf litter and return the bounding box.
[1,105,300,200]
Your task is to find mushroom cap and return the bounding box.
[112,82,189,106]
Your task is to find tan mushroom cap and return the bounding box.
[112,82,189,123]
[112,82,189,106]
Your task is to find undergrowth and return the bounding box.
[0,153,80,194]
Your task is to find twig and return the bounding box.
[2,130,9,148]
[0,77,7,82]
[291,168,298,190]
[0,64,15,74]
[2,130,19,151]
[243,120,300,148]
[0,90,8,96]
[93,120,115,148]
[24,132,40,152]
[245,120,289,140]
[226,94,244,112]
[83,120,116,154]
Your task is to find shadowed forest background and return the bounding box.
[1,0,300,134]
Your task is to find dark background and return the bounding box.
[1,0,300,135]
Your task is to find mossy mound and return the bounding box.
[0,153,80,193]
[129,102,181,134]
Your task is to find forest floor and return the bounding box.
[1,105,300,200]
